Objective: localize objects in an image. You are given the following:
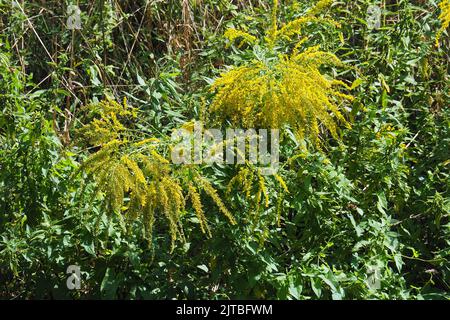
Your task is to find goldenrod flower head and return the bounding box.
[77,99,137,146]
[209,0,352,146]
[209,47,352,145]
[307,0,334,16]
[436,0,450,46]
[224,28,257,48]
[77,100,236,250]
[188,184,211,237]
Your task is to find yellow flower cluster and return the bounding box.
[436,0,450,46]
[210,0,353,145]
[224,28,257,48]
[227,165,289,220]
[225,0,338,49]
[265,0,338,48]
[78,100,235,250]
[275,16,340,43]
[79,137,186,250]
[209,47,352,145]
[77,98,136,146]
[188,184,210,237]
[375,124,396,140]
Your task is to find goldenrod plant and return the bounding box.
[209,0,353,146]
[77,99,235,250]
[436,0,450,46]
[1,0,449,300]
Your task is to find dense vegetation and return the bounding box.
[0,0,449,299]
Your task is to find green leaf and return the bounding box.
[310,278,322,298]
[101,268,124,299]
[376,192,387,215]
[288,283,302,300]
[197,264,209,273]
[137,74,146,87]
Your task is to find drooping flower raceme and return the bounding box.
[436,0,450,46]
[209,0,353,145]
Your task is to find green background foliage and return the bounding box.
[0,0,449,299]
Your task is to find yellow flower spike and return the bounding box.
[198,177,236,225]
[133,138,160,147]
[266,0,279,48]
[224,28,257,48]
[436,0,450,46]
[258,176,270,208]
[188,184,211,237]
[307,0,335,16]
[274,174,289,194]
